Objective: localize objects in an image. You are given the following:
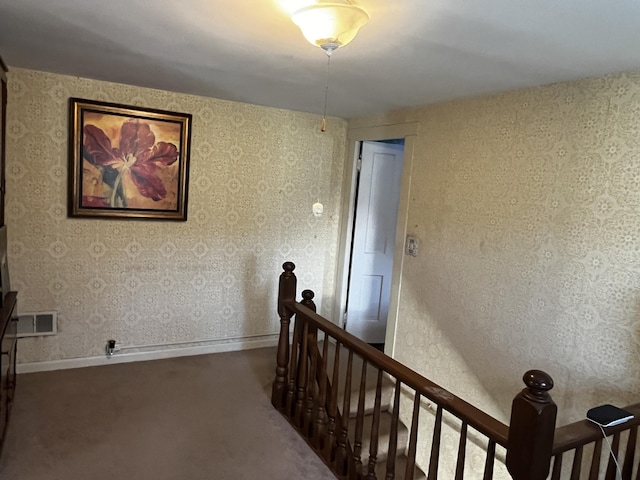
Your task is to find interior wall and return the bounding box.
[6,68,347,364]
[350,70,640,426]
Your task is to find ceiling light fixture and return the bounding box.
[292,1,369,131]
[292,1,369,53]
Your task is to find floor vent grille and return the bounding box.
[16,312,57,337]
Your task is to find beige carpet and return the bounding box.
[0,347,336,480]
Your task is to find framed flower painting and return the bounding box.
[68,98,192,220]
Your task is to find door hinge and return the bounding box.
[356,156,362,171]
[342,312,348,329]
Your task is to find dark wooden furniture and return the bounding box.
[0,55,15,455]
[0,56,7,227]
[0,291,17,452]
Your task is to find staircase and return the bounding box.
[325,341,427,479]
[273,262,640,479]
[270,265,515,478]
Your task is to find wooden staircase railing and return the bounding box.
[272,262,640,479]
[548,404,640,479]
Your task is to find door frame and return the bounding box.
[333,122,420,357]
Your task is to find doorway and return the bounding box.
[344,140,404,344]
[334,122,419,356]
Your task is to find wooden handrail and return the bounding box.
[552,403,640,454]
[272,262,639,479]
[0,292,17,333]
[284,299,510,447]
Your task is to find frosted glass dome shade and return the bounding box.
[292,2,369,50]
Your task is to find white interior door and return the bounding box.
[345,141,404,343]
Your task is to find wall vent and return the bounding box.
[16,312,57,337]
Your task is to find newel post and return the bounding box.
[506,370,557,480]
[272,262,297,411]
[299,289,317,341]
[300,290,316,312]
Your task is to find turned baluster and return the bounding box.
[604,433,620,480]
[272,261,296,411]
[303,326,318,438]
[285,289,316,420]
[622,426,637,479]
[455,422,468,480]
[550,454,562,480]
[295,320,309,428]
[353,359,368,475]
[300,289,318,436]
[335,350,354,476]
[570,446,583,480]
[324,340,341,462]
[285,316,300,418]
[404,392,420,480]
[366,369,384,479]
[428,406,443,480]
[589,438,603,480]
[385,379,402,480]
[483,439,496,480]
[506,370,557,480]
[314,333,330,450]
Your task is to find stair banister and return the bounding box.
[282,297,510,445]
[272,262,640,478]
[273,262,566,479]
[272,261,296,411]
[506,370,557,480]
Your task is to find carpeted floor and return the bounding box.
[0,347,336,480]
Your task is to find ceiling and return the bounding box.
[2,0,640,119]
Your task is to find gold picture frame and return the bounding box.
[68,98,192,221]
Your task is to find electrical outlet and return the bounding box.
[106,339,121,357]
[405,235,419,257]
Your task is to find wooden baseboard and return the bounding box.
[16,334,279,373]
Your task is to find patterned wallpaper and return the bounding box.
[6,68,347,364]
[7,65,640,475]
[351,70,640,429]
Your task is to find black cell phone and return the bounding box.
[587,404,634,428]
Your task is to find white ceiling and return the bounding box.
[2,0,640,118]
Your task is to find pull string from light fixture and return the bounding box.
[290,1,370,132]
[321,49,333,133]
